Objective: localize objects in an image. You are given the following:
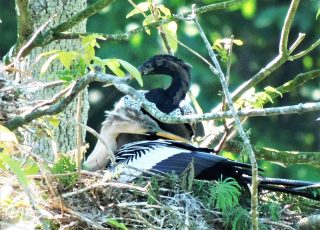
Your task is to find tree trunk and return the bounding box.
[16,0,89,160]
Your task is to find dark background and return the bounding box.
[1,0,319,180]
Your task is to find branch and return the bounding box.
[223,0,308,105]
[279,0,300,55]
[4,72,320,131]
[190,5,259,229]
[289,38,320,61]
[7,0,245,59]
[266,69,320,102]
[223,139,320,167]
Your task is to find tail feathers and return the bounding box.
[259,184,320,201]
[259,177,320,201]
[260,177,316,187]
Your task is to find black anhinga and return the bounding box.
[117,54,203,146]
[113,139,320,200]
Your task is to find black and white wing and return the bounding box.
[112,140,251,182]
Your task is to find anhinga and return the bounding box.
[84,104,319,200]
[117,54,203,146]
[113,139,320,200]
[83,106,188,171]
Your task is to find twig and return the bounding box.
[62,206,108,230]
[76,92,83,180]
[279,0,300,55]
[289,38,320,61]
[260,219,295,230]
[191,5,259,229]
[1,17,54,70]
[62,182,147,198]
[74,120,115,164]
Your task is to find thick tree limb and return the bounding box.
[4,72,320,130]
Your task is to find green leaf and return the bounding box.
[126,2,149,18]
[316,8,320,19]
[117,59,143,86]
[40,53,59,74]
[81,34,105,49]
[22,158,39,175]
[241,0,256,19]
[0,153,29,186]
[58,51,79,69]
[103,59,125,77]
[47,115,60,128]
[106,219,128,230]
[143,14,155,35]
[162,21,178,52]
[158,5,171,16]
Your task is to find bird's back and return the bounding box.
[112,140,251,182]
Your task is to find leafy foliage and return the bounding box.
[51,154,77,188]
[127,1,178,52]
[260,202,281,222]
[193,177,241,212]
[36,35,143,85]
[212,38,243,62]
[223,205,251,230]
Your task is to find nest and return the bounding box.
[1,157,320,230]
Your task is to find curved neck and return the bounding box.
[165,66,190,106]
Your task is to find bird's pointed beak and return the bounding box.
[156,131,190,142]
[145,129,189,143]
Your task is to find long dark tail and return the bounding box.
[258,177,320,200]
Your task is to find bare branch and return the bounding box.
[279,0,300,55]
[289,38,320,61]
[190,5,259,229]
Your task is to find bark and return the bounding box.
[15,0,89,160]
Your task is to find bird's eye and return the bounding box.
[145,62,152,69]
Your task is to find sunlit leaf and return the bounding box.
[47,115,60,128]
[58,51,79,69]
[126,2,149,18]
[117,59,143,86]
[162,21,178,52]
[316,8,320,19]
[40,53,59,74]
[264,86,282,97]
[241,0,256,19]
[103,59,125,77]
[22,158,39,175]
[158,5,171,16]
[233,39,244,46]
[143,14,155,35]
[106,218,128,230]
[0,153,29,186]
[81,34,105,49]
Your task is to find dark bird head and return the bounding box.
[138,55,192,113]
